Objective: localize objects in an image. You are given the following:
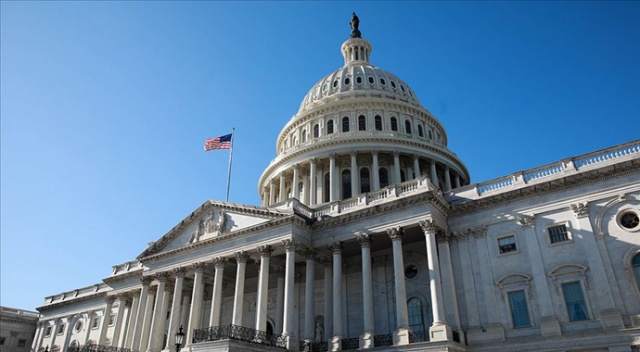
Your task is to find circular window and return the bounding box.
[405,264,418,279]
[619,210,640,231]
[75,321,83,332]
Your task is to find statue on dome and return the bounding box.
[350,12,361,38]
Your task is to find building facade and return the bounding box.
[1,306,39,352]
[34,18,640,352]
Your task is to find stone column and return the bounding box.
[393,152,401,184]
[279,172,286,202]
[179,293,191,335]
[186,263,206,347]
[150,283,171,352]
[255,246,273,333]
[310,158,317,205]
[111,294,128,348]
[292,164,300,200]
[320,257,333,342]
[98,296,115,345]
[269,180,275,205]
[387,227,409,345]
[517,216,561,336]
[139,286,156,352]
[124,293,139,349]
[232,252,249,326]
[60,316,73,352]
[147,273,168,352]
[371,151,380,191]
[419,220,452,341]
[282,239,298,349]
[571,203,624,328]
[436,233,463,341]
[454,174,461,188]
[350,151,359,196]
[166,267,186,350]
[444,166,452,192]
[329,242,343,351]
[274,267,285,335]
[303,249,316,341]
[131,277,152,350]
[48,320,59,350]
[430,160,439,188]
[413,155,420,179]
[209,258,226,328]
[329,154,337,202]
[357,234,375,348]
[472,226,504,338]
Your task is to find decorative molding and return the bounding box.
[436,232,453,245]
[472,226,487,239]
[192,262,207,272]
[212,257,226,269]
[356,233,372,248]
[140,276,153,286]
[234,251,250,264]
[571,202,590,218]
[518,215,535,227]
[328,242,344,254]
[257,245,273,257]
[387,226,403,241]
[154,272,170,283]
[282,239,297,252]
[419,219,437,234]
[301,248,316,260]
[174,267,187,278]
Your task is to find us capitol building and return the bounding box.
[32,15,640,352]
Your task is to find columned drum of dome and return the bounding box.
[258,21,470,207]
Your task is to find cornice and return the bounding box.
[102,268,144,285]
[37,291,108,313]
[449,160,640,217]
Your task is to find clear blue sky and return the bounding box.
[2,2,639,311]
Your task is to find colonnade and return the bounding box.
[261,151,465,207]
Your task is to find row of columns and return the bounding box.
[262,151,464,206]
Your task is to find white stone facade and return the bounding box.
[33,20,640,352]
[0,306,39,352]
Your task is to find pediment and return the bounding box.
[137,200,290,259]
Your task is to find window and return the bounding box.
[633,253,640,290]
[356,76,362,84]
[379,168,389,188]
[74,320,83,332]
[17,339,27,348]
[323,173,330,203]
[418,125,424,137]
[405,120,412,134]
[407,298,426,342]
[0,337,6,346]
[619,210,640,231]
[313,124,319,138]
[498,235,517,254]
[508,290,531,328]
[562,281,589,321]
[327,120,334,134]
[342,117,350,132]
[405,264,418,279]
[342,170,352,199]
[360,168,370,193]
[391,81,397,89]
[344,77,350,85]
[400,170,407,182]
[91,317,100,329]
[108,314,115,326]
[374,115,382,131]
[428,130,433,139]
[548,224,570,244]
[368,76,374,84]
[358,115,366,131]
[57,324,65,335]
[380,78,386,85]
[333,80,338,88]
[390,117,398,131]
[45,326,52,337]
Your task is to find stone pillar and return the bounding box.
[413,155,420,179]
[166,267,186,350]
[303,249,316,341]
[329,154,337,202]
[208,258,226,328]
[444,166,452,192]
[139,286,156,352]
[517,216,561,336]
[48,320,59,350]
[269,180,275,205]
[321,257,333,343]
[329,242,343,351]
[430,160,439,188]
[393,152,401,184]
[150,283,171,352]
[186,262,206,347]
[310,158,317,205]
[131,277,152,350]
[472,226,504,338]
[279,172,286,202]
[371,150,380,191]
[571,203,624,328]
[98,296,115,345]
[147,273,168,352]
[60,316,73,352]
[232,252,249,326]
[436,233,463,342]
[255,246,273,333]
[179,293,191,335]
[274,267,285,335]
[419,220,452,341]
[292,164,300,200]
[387,227,409,345]
[454,174,461,188]
[350,151,358,196]
[282,239,298,349]
[123,293,139,349]
[111,294,128,348]
[357,234,375,348]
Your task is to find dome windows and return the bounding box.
[356,76,362,84]
[368,76,374,84]
[345,77,351,85]
[342,117,350,132]
[390,117,398,131]
[313,124,320,138]
[327,120,334,134]
[391,81,397,89]
[418,124,424,137]
[358,115,366,131]
[333,80,338,88]
[375,115,382,131]
[380,78,386,86]
[405,120,412,134]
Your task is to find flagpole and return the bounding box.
[225,128,235,202]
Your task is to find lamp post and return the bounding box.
[175,326,185,352]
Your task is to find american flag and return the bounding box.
[204,133,232,151]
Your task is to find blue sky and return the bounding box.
[1,2,639,311]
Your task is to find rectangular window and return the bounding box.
[548,224,569,244]
[0,337,6,345]
[108,314,115,326]
[508,290,531,328]
[498,235,517,254]
[92,317,100,329]
[45,327,52,337]
[57,324,65,335]
[17,339,27,347]
[562,281,589,321]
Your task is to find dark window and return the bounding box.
[356,76,362,84]
[327,120,334,134]
[301,129,307,142]
[57,324,65,334]
[548,224,569,244]
[498,236,517,254]
[375,115,382,130]
[342,170,352,199]
[324,173,330,202]
[405,264,418,279]
[342,117,350,132]
[428,130,433,139]
[333,80,338,88]
[358,115,366,131]
[621,211,640,229]
[380,78,386,85]
[391,81,396,88]
[407,298,426,342]
[45,327,52,337]
[379,168,389,188]
[390,117,398,131]
[17,339,27,348]
[508,290,531,328]
[401,85,405,92]
[562,282,589,321]
[344,77,350,85]
[360,168,370,193]
[418,125,424,137]
[400,170,407,182]
[368,76,374,84]
[313,124,319,138]
[405,120,412,134]
[0,337,6,346]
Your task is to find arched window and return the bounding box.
[302,129,307,143]
[342,170,352,199]
[428,129,433,139]
[390,117,398,131]
[379,168,389,188]
[408,298,426,342]
[360,168,371,193]
[324,173,330,203]
[418,125,424,137]
[358,115,366,131]
[342,117,350,132]
[405,120,412,134]
[375,115,382,131]
[633,253,640,290]
[313,124,320,138]
[327,120,334,134]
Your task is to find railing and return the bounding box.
[373,334,393,347]
[408,330,428,343]
[476,176,513,195]
[67,345,130,352]
[193,325,286,349]
[299,340,328,352]
[341,337,359,350]
[574,141,640,168]
[523,162,563,182]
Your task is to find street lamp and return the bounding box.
[175,325,185,352]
